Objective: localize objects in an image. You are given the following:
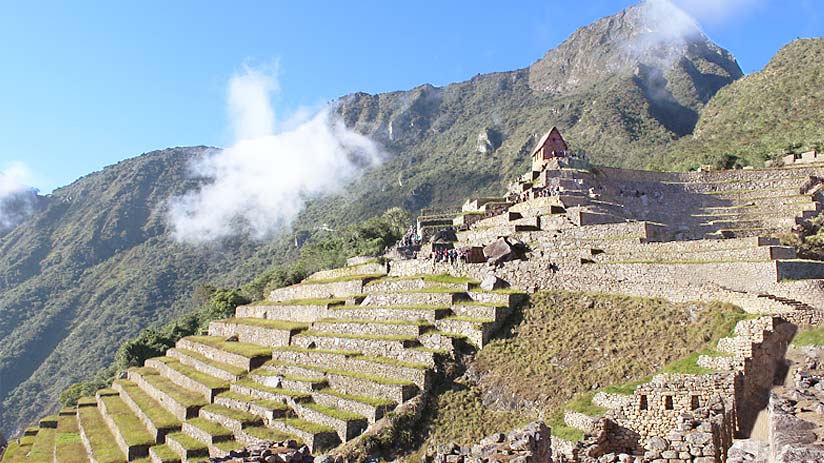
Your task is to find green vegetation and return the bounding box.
[99,395,155,447]
[400,292,747,457]
[215,391,290,411]
[171,348,247,377]
[25,427,56,463]
[661,38,824,169]
[54,414,87,463]
[242,426,296,443]
[303,403,366,421]
[329,305,449,312]
[793,326,824,346]
[165,432,208,453]
[416,385,531,447]
[232,378,311,400]
[250,298,346,306]
[296,331,417,343]
[147,444,179,462]
[138,370,207,408]
[219,318,309,331]
[353,355,429,370]
[149,357,229,389]
[297,274,385,285]
[317,388,395,408]
[77,406,127,463]
[268,361,415,387]
[184,336,272,358]
[113,380,180,430]
[185,417,233,439]
[316,318,428,327]
[279,418,336,435]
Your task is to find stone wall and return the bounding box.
[268,280,366,302]
[208,321,298,348]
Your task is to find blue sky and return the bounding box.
[0,0,821,193]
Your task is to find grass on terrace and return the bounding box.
[185,417,233,439]
[25,427,56,463]
[184,336,272,358]
[215,391,290,412]
[219,318,310,331]
[408,291,747,453]
[55,414,87,463]
[232,378,311,400]
[279,417,336,435]
[171,348,247,377]
[793,325,824,346]
[135,369,207,408]
[77,406,127,463]
[295,331,418,343]
[303,402,366,422]
[147,444,179,462]
[249,297,346,306]
[99,394,155,447]
[114,380,180,430]
[165,432,208,453]
[242,425,297,443]
[317,388,395,407]
[150,357,229,389]
[297,273,385,285]
[267,361,415,386]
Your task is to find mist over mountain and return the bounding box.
[2,2,819,437]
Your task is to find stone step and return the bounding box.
[249,368,329,393]
[305,261,388,282]
[291,332,433,365]
[166,348,245,382]
[269,419,340,454]
[434,317,498,348]
[450,303,511,321]
[264,361,418,404]
[181,418,234,452]
[690,176,811,193]
[213,391,292,424]
[207,318,309,348]
[55,413,89,463]
[163,432,209,463]
[77,405,128,463]
[700,187,802,200]
[467,290,527,307]
[127,367,208,421]
[229,380,312,405]
[176,336,271,372]
[96,392,155,460]
[361,289,468,307]
[234,300,342,323]
[234,426,297,448]
[147,444,181,463]
[325,305,451,323]
[145,357,229,402]
[310,388,395,425]
[595,245,796,263]
[310,318,433,337]
[267,275,379,303]
[197,403,263,435]
[293,402,368,442]
[271,346,431,388]
[112,380,181,444]
[363,275,476,293]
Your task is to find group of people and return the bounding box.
[399,227,422,248]
[431,248,463,264]
[534,186,562,198]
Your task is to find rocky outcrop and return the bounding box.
[423,421,552,463]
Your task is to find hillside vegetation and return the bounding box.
[660,38,824,169]
[406,292,745,453]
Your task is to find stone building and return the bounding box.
[531,127,570,171]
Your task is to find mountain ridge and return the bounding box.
[0,2,786,437]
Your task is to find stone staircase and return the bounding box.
[14,267,522,463]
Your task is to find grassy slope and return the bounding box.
[661,38,824,169]
[408,291,745,452]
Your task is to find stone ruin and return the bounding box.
[5,128,824,463]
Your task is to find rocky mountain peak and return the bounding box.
[528,0,742,95]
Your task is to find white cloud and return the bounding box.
[168,65,383,244]
[0,162,37,230]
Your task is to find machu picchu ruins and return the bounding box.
[3,125,823,463]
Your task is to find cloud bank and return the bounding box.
[674,0,764,25]
[168,66,383,244]
[0,162,38,230]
